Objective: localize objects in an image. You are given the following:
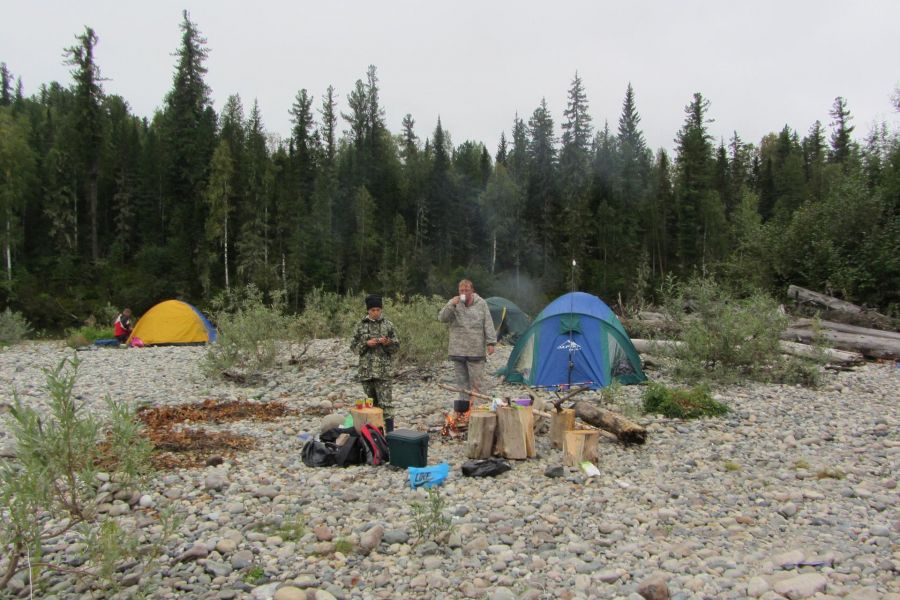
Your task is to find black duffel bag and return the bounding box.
[302,439,338,467]
[461,458,512,477]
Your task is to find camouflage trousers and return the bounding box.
[360,378,394,419]
[451,358,487,405]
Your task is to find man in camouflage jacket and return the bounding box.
[438,279,496,413]
[350,294,400,431]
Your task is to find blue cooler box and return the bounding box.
[386,429,429,468]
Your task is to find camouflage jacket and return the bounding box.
[437,293,497,359]
[350,316,400,380]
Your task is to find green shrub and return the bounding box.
[0,307,31,345]
[641,382,729,419]
[296,287,362,339]
[662,277,790,383]
[384,295,448,368]
[66,324,115,347]
[410,488,454,544]
[0,356,158,590]
[296,290,449,369]
[203,285,293,378]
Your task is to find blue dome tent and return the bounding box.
[500,292,646,389]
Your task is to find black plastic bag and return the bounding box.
[302,440,338,467]
[461,458,512,477]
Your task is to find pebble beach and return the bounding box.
[0,340,897,600]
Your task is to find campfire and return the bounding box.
[441,407,471,437]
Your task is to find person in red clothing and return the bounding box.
[114,308,133,343]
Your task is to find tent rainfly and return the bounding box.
[500,292,646,389]
[485,296,532,344]
[127,300,217,346]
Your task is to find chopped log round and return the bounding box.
[574,401,647,445]
[550,409,576,449]
[351,407,384,432]
[495,406,528,460]
[466,410,497,459]
[563,430,600,466]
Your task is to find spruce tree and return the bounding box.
[829,96,855,167]
[64,26,104,262]
[290,88,317,201]
[0,63,11,107]
[558,73,594,279]
[673,93,724,271]
[319,85,338,169]
[526,98,558,273]
[803,120,827,202]
[162,10,215,291]
[495,131,508,166]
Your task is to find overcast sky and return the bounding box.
[3,1,898,154]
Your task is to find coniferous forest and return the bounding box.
[1,13,898,333]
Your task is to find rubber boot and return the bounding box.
[384,417,395,433]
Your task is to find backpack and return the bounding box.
[359,424,390,466]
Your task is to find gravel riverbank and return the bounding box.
[0,340,897,600]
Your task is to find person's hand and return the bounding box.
[487,344,496,356]
[380,336,390,346]
[451,296,460,305]
[366,338,379,347]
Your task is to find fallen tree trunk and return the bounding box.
[777,340,864,365]
[791,318,900,341]
[781,327,900,360]
[631,338,864,366]
[787,285,863,314]
[573,401,646,445]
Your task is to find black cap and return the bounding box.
[365,294,383,310]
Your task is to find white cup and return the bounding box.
[459,294,466,304]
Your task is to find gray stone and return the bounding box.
[231,550,254,569]
[273,587,307,600]
[359,524,383,555]
[773,573,827,599]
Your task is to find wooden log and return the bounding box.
[781,327,900,360]
[563,430,600,466]
[631,339,683,353]
[495,407,528,460]
[778,340,864,365]
[787,285,864,314]
[791,318,900,341]
[633,337,864,365]
[550,409,575,449]
[574,401,647,445]
[351,407,384,432]
[466,411,497,459]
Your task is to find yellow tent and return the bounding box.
[128,300,217,346]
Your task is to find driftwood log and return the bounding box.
[631,338,865,366]
[787,285,864,314]
[466,411,497,459]
[781,327,900,360]
[573,401,647,445]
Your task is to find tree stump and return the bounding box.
[466,410,497,459]
[563,430,600,466]
[495,407,528,460]
[520,406,537,458]
[351,407,384,432]
[550,409,576,449]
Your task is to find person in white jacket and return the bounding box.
[438,279,497,414]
